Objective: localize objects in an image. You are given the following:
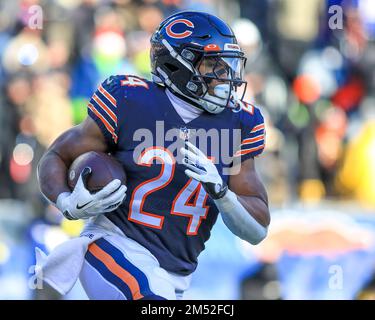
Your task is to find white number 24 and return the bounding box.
[128,147,209,235]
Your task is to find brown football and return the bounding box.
[68,151,126,193]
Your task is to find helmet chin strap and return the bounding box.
[200,84,243,114]
[199,99,225,114]
[200,84,228,114]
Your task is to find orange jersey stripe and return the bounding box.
[251,124,265,133]
[242,134,264,145]
[88,103,118,143]
[93,94,117,124]
[234,144,265,157]
[88,243,144,300]
[99,85,117,107]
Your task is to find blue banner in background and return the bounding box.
[277,248,375,299]
[186,210,375,300]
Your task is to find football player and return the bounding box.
[37,11,270,300]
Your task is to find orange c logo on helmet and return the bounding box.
[204,44,221,51]
[165,19,194,39]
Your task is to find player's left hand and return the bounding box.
[181,141,228,199]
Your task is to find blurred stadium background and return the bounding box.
[1,0,375,300]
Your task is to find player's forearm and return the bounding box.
[214,190,269,245]
[237,194,270,227]
[37,150,71,204]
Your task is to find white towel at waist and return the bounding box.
[34,215,120,295]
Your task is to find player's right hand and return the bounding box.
[56,167,127,220]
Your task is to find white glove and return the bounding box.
[56,167,127,220]
[181,141,228,199]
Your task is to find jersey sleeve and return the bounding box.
[87,76,121,150]
[234,102,266,162]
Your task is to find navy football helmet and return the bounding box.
[150,11,247,114]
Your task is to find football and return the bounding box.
[68,151,126,193]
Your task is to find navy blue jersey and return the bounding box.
[87,75,265,275]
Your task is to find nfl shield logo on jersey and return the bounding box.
[179,127,190,141]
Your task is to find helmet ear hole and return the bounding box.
[165,63,179,73]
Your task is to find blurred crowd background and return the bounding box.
[1,0,375,300]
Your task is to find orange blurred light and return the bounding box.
[10,158,32,184]
[293,74,320,104]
